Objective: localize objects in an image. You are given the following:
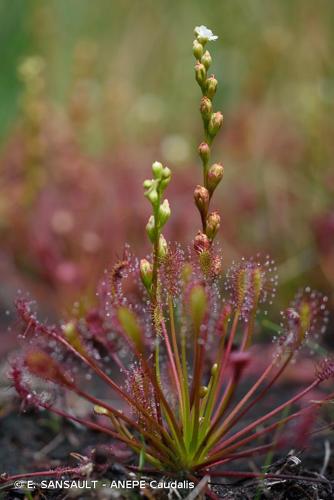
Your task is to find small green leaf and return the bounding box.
[190,284,207,329]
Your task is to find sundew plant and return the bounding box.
[4,26,333,490]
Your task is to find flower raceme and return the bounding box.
[5,25,334,493]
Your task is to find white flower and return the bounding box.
[194,25,218,43]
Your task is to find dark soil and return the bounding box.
[211,456,334,499]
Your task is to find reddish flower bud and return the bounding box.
[208,111,223,137]
[200,96,212,121]
[206,211,221,240]
[205,75,218,99]
[194,185,209,215]
[194,231,211,254]
[193,40,204,60]
[195,62,206,87]
[201,50,212,70]
[207,163,224,194]
[198,142,210,163]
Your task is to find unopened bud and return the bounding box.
[199,386,208,398]
[195,62,206,87]
[194,185,209,215]
[161,167,171,189]
[146,187,158,205]
[158,234,168,258]
[152,161,163,179]
[198,142,210,163]
[140,259,153,291]
[143,179,153,190]
[206,211,221,240]
[201,51,212,70]
[146,215,155,243]
[206,75,218,99]
[207,163,224,194]
[200,96,212,121]
[208,111,223,137]
[159,199,171,226]
[194,231,211,254]
[193,40,204,60]
[211,363,218,376]
[94,405,109,416]
[162,166,171,178]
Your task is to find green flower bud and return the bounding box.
[159,199,171,226]
[146,215,155,243]
[161,167,171,189]
[162,167,171,178]
[161,178,171,190]
[205,75,218,99]
[207,163,224,194]
[199,386,208,398]
[193,40,204,60]
[143,179,153,190]
[198,142,210,163]
[140,258,153,291]
[158,234,168,258]
[208,111,223,137]
[200,96,212,122]
[201,50,212,70]
[94,405,109,416]
[194,185,209,215]
[152,161,163,179]
[146,187,158,205]
[211,363,218,376]
[195,62,206,87]
[206,210,221,240]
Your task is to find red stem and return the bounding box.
[46,328,167,438]
[1,467,82,484]
[74,387,173,460]
[220,355,292,438]
[210,380,318,456]
[212,312,239,423]
[160,317,183,408]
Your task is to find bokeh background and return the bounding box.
[1,0,334,353]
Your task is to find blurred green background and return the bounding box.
[1,0,334,317]
[2,0,333,149]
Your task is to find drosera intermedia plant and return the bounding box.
[2,25,334,494]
